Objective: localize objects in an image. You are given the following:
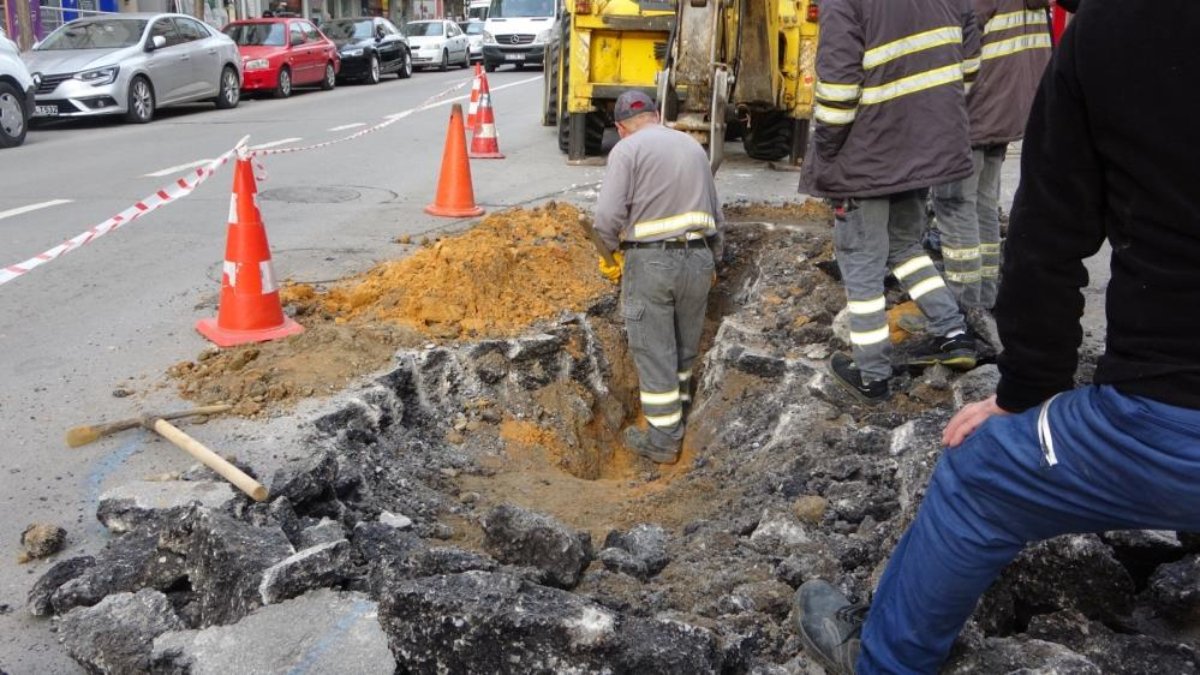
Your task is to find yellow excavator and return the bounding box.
[542,0,820,171]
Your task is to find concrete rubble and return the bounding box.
[27,222,1200,672]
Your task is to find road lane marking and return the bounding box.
[144,159,212,178]
[250,137,303,150]
[390,75,542,119]
[0,199,73,222]
[329,123,365,131]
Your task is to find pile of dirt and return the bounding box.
[169,202,612,416]
[723,198,833,223]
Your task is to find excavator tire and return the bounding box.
[743,110,793,161]
[558,110,605,157]
[542,41,559,127]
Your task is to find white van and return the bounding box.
[0,28,35,148]
[481,0,557,72]
[468,0,490,20]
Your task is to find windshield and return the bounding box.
[37,19,148,50]
[322,19,373,39]
[459,22,483,35]
[405,22,442,37]
[488,0,554,18]
[222,22,286,47]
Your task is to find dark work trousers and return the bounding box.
[834,190,966,384]
[620,245,715,450]
[931,144,1007,309]
[860,385,1200,672]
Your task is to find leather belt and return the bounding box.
[620,237,711,251]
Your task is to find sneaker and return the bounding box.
[827,353,890,404]
[906,332,977,370]
[623,426,680,464]
[792,580,867,675]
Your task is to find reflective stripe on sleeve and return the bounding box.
[847,296,886,314]
[850,325,891,346]
[892,255,936,280]
[982,33,1051,61]
[860,64,964,106]
[815,81,862,103]
[961,57,981,75]
[630,211,717,241]
[907,275,946,300]
[984,9,1048,34]
[863,26,963,70]
[640,389,681,406]
[814,104,857,125]
[645,410,683,428]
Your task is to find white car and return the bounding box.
[0,26,36,147]
[404,20,470,71]
[22,13,242,124]
[458,20,484,63]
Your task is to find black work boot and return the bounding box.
[906,332,977,370]
[623,426,680,464]
[793,580,867,675]
[827,353,890,404]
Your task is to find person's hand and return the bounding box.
[598,251,624,284]
[942,395,1010,447]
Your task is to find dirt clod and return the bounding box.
[19,523,67,563]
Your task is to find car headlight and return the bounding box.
[483,30,495,45]
[74,66,119,86]
[342,47,363,57]
[535,29,551,44]
[244,58,270,71]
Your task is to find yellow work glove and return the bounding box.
[598,251,624,284]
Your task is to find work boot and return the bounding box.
[792,580,867,675]
[623,426,680,464]
[827,353,889,404]
[906,332,977,370]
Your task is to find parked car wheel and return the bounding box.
[215,66,240,109]
[366,54,380,84]
[124,76,155,124]
[438,49,449,72]
[397,49,412,79]
[320,62,336,90]
[274,67,292,98]
[459,50,469,68]
[0,82,28,148]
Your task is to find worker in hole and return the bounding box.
[592,90,725,465]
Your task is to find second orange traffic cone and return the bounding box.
[469,90,505,159]
[426,103,485,218]
[467,63,482,130]
[196,154,304,347]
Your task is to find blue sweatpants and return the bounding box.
[860,385,1200,673]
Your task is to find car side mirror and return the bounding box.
[146,35,166,51]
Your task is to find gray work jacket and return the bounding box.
[800,0,981,199]
[594,124,724,254]
[968,0,1052,146]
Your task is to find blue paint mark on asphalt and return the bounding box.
[85,434,143,534]
[288,600,373,675]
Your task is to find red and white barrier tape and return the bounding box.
[0,77,473,288]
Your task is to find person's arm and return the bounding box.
[992,7,1106,412]
[811,0,864,160]
[594,146,633,253]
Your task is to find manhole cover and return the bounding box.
[259,187,361,204]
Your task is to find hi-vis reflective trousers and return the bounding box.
[933,144,1006,309]
[620,246,714,450]
[834,190,965,383]
[860,385,1200,672]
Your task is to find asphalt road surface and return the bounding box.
[0,64,807,672]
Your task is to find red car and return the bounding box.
[222,18,340,98]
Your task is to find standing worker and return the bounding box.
[794,2,1200,672]
[593,90,724,464]
[931,0,1051,311]
[801,0,982,404]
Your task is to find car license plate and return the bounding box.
[33,105,58,117]
[504,53,525,61]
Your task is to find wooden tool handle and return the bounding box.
[577,215,617,267]
[151,419,268,502]
[159,404,232,421]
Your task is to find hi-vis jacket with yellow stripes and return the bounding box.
[799,0,981,199]
[967,0,1052,145]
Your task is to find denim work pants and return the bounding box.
[859,385,1200,673]
[620,245,714,450]
[931,145,1006,309]
[834,190,965,383]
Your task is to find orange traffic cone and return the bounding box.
[425,103,485,218]
[196,154,304,347]
[469,90,505,159]
[467,64,482,130]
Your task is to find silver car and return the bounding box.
[23,13,242,124]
